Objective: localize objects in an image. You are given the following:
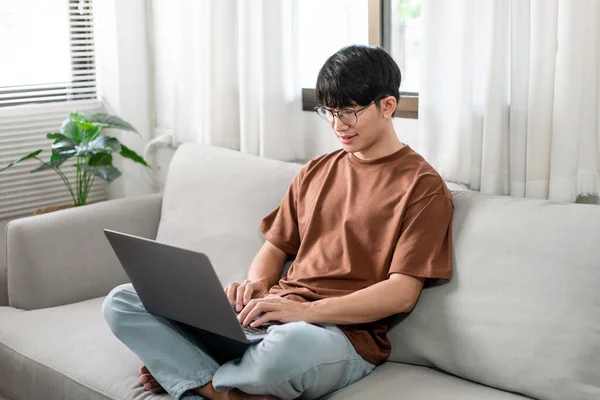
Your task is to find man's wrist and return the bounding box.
[304,299,326,324]
[252,278,271,292]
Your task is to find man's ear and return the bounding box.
[380,96,397,119]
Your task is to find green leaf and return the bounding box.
[89,153,113,167]
[60,120,84,143]
[73,120,101,143]
[57,135,119,158]
[120,144,149,167]
[79,112,139,134]
[48,133,77,159]
[86,135,121,153]
[52,137,77,157]
[68,112,91,123]
[0,149,43,173]
[50,152,69,163]
[73,120,96,131]
[82,165,121,183]
[31,155,68,172]
[47,132,66,140]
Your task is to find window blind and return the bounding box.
[0,0,97,107]
[0,100,107,220]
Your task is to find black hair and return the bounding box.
[315,45,401,110]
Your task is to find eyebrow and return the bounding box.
[323,105,360,111]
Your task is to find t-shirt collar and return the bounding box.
[346,144,411,167]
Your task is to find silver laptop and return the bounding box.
[103,229,270,344]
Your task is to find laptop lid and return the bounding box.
[103,229,249,343]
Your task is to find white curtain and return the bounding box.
[418,0,600,202]
[165,0,305,162]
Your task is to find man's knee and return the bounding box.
[101,283,139,332]
[222,323,351,399]
[254,322,348,379]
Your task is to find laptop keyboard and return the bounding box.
[234,309,270,335]
[241,324,269,335]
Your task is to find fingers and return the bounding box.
[235,280,250,312]
[241,299,281,326]
[251,311,280,327]
[243,282,256,307]
[225,282,240,306]
[237,297,255,323]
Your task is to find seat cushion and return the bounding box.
[1,297,393,400]
[0,299,168,400]
[0,297,526,400]
[322,362,531,400]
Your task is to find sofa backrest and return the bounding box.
[156,144,302,286]
[159,144,600,400]
[387,191,600,400]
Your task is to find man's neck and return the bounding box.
[353,129,405,161]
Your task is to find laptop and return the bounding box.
[103,229,272,346]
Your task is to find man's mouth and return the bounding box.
[338,134,357,144]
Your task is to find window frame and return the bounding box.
[301,0,419,119]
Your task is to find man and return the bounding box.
[102,45,453,400]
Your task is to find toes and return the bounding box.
[139,373,154,384]
[151,386,166,394]
[143,380,163,391]
[138,366,164,393]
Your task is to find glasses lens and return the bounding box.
[338,110,358,126]
[316,107,334,123]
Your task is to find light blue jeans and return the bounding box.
[102,283,375,399]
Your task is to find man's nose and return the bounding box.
[333,115,350,131]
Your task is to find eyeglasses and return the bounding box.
[314,101,375,126]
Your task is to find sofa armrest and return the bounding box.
[7,193,162,310]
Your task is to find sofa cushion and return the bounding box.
[0,298,165,400]
[322,362,531,399]
[388,191,600,400]
[156,144,302,286]
[0,297,525,400]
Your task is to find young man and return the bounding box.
[102,45,453,400]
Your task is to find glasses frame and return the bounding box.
[314,101,375,126]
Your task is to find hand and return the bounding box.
[224,279,269,312]
[237,296,312,327]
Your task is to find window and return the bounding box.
[0,0,104,219]
[300,0,420,118]
[385,0,421,94]
[0,0,97,107]
[298,0,370,89]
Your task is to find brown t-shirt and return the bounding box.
[259,145,454,365]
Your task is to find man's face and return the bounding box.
[327,101,388,154]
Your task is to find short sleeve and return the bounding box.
[388,194,454,281]
[259,170,304,255]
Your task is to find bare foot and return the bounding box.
[139,365,166,394]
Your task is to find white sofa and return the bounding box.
[1,143,599,400]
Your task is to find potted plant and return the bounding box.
[0,112,149,214]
